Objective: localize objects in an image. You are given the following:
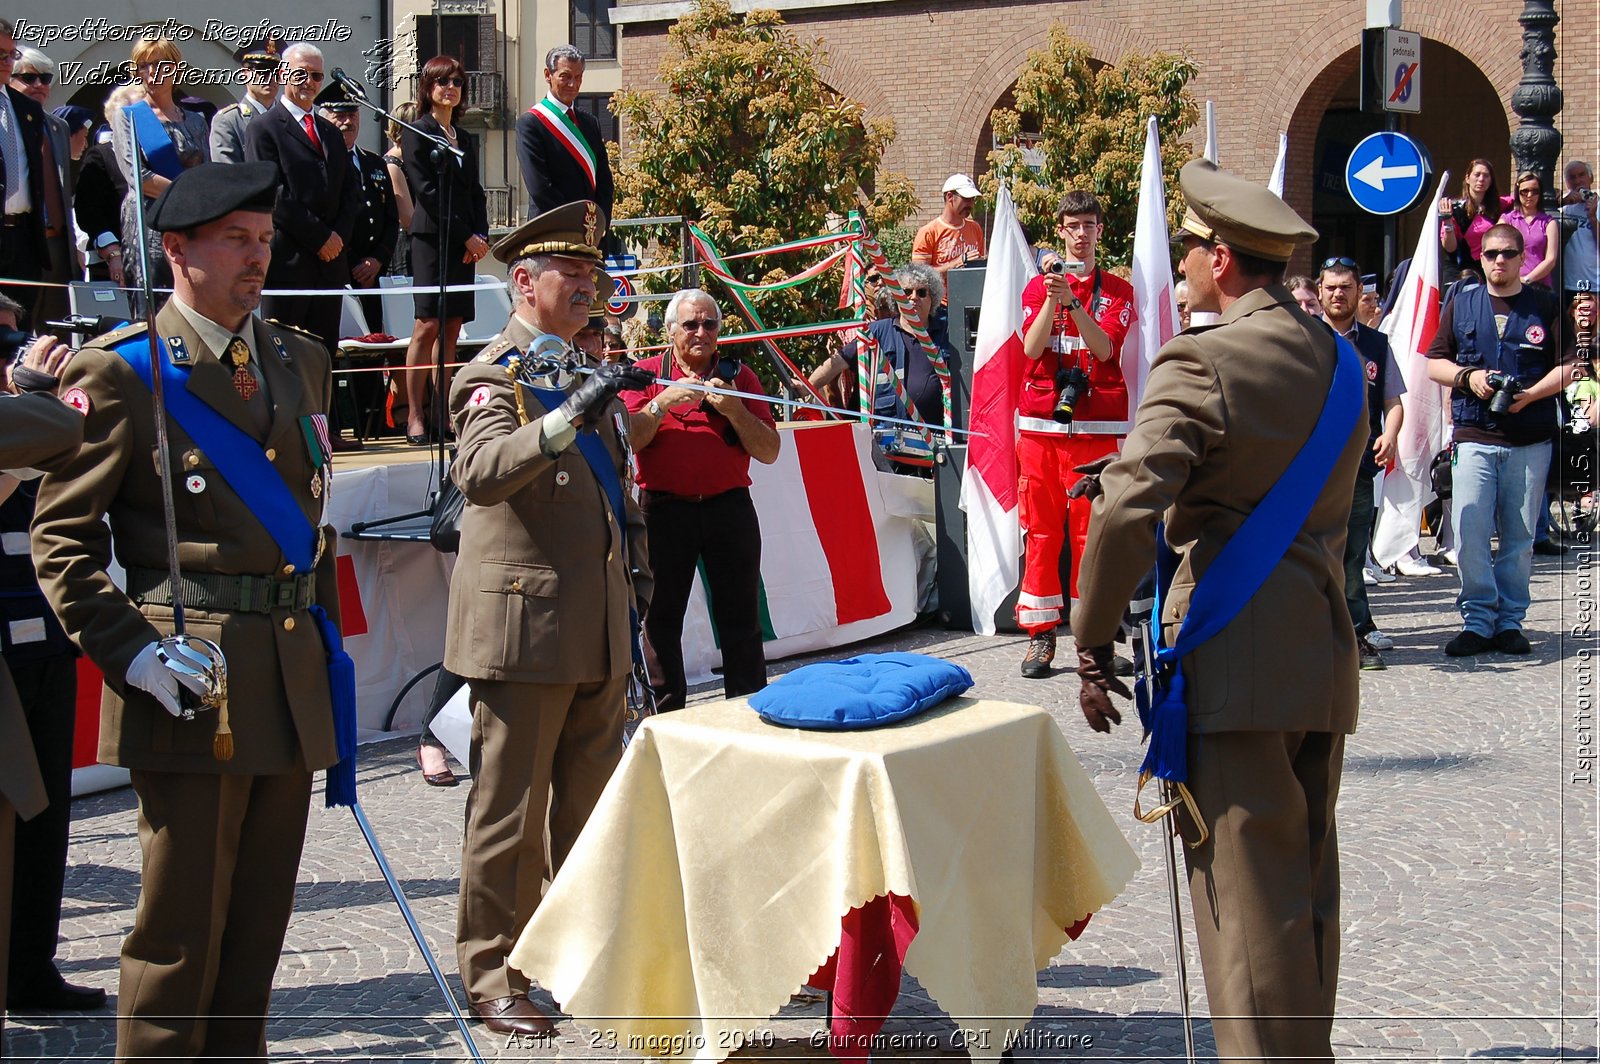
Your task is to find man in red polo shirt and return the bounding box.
[1015,191,1135,677]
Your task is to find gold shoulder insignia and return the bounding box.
[474,338,515,365]
[88,321,149,349]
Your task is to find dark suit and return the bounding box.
[401,116,488,321]
[75,140,130,281]
[34,111,75,331]
[347,145,398,330]
[0,86,50,323]
[244,101,359,349]
[514,98,613,219]
[33,301,341,1059]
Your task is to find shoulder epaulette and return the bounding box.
[89,321,148,349]
[215,102,241,118]
[263,318,321,341]
[474,338,517,366]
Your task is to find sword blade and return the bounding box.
[127,113,188,637]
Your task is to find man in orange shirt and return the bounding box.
[913,174,987,294]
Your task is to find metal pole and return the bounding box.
[350,802,486,1063]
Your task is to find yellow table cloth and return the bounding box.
[507,697,1139,1062]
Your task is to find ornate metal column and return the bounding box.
[1508,0,1563,208]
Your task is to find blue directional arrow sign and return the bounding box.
[1344,132,1431,216]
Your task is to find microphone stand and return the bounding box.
[334,74,465,534]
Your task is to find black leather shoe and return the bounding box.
[7,980,108,1011]
[407,434,429,446]
[1445,630,1493,657]
[472,994,556,1036]
[1493,628,1533,655]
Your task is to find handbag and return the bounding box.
[429,474,465,553]
[1430,444,1454,502]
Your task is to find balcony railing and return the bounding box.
[400,71,505,117]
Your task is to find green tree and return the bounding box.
[984,26,1199,267]
[611,0,917,378]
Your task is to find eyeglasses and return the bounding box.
[12,72,52,86]
[1059,221,1098,234]
[290,69,325,83]
[1519,186,1541,196]
[0,49,21,62]
[437,76,464,88]
[908,287,932,298]
[1482,247,1521,261]
[1320,256,1359,271]
[677,318,719,332]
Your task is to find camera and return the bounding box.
[1053,365,1091,424]
[1047,258,1088,278]
[714,353,742,382]
[1581,188,1597,202]
[1485,370,1524,415]
[0,327,33,365]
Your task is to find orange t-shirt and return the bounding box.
[912,217,986,272]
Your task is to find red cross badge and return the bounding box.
[468,385,492,407]
[1526,324,1546,345]
[62,387,90,415]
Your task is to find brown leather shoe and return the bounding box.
[472,994,556,1036]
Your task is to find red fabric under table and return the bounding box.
[806,894,1092,1061]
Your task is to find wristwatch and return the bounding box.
[1065,296,1084,313]
[646,399,664,418]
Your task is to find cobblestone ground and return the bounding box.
[10,544,1599,1061]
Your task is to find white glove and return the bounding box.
[126,640,213,718]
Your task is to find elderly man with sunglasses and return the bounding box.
[1425,224,1577,658]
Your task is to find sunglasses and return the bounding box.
[290,69,325,83]
[1320,256,1359,271]
[908,287,932,297]
[12,71,51,86]
[1519,186,1541,195]
[864,274,882,285]
[437,76,464,88]
[1482,247,1521,261]
[678,318,719,332]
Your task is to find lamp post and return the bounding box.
[1508,0,1562,210]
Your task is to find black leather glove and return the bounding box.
[1066,455,1115,501]
[558,362,654,428]
[10,363,60,393]
[1076,641,1131,733]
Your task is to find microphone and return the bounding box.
[329,68,368,102]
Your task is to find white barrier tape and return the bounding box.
[0,276,506,298]
[1017,416,1133,436]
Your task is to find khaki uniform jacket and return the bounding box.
[0,393,84,818]
[1074,285,1368,735]
[208,95,269,166]
[32,302,342,775]
[444,311,650,685]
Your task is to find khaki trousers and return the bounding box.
[117,769,312,1062]
[1181,730,1344,1064]
[456,676,625,1004]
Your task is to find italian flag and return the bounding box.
[679,421,915,682]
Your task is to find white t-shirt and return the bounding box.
[1562,201,1598,291]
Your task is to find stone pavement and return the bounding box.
[9,545,1599,1061]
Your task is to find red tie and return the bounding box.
[302,114,321,152]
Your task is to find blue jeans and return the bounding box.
[1450,439,1553,635]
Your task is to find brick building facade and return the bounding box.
[613,0,1595,277]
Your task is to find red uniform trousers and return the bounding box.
[1016,430,1120,635]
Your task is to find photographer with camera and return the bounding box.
[626,289,779,713]
[1560,161,1598,301]
[1014,191,1135,678]
[1425,223,1577,658]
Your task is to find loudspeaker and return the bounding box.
[932,442,1020,633]
[944,265,986,430]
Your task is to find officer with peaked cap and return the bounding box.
[210,34,284,165]
[445,200,651,1036]
[1071,159,1368,1062]
[32,161,346,1059]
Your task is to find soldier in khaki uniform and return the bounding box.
[0,335,84,1044]
[1072,161,1367,1063]
[446,201,651,1036]
[32,162,343,1060]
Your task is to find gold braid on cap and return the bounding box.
[510,240,603,262]
[1179,208,1216,243]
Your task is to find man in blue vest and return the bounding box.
[1317,257,1405,669]
[1425,223,1577,656]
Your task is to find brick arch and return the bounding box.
[1258,5,1520,183]
[944,13,1144,180]
[815,53,891,126]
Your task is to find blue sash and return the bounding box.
[113,332,358,807]
[125,101,184,180]
[1136,331,1364,799]
[527,383,642,666]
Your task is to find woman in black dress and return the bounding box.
[401,55,490,444]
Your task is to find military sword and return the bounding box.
[126,113,228,734]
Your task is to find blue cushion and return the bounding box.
[749,653,974,730]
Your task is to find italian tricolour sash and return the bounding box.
[530,97,597,189]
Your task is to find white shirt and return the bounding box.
[170,296,270,402]
[0,90,33,215]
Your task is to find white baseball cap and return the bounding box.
[942,173,981,199]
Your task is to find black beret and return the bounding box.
[147,162,279,232]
